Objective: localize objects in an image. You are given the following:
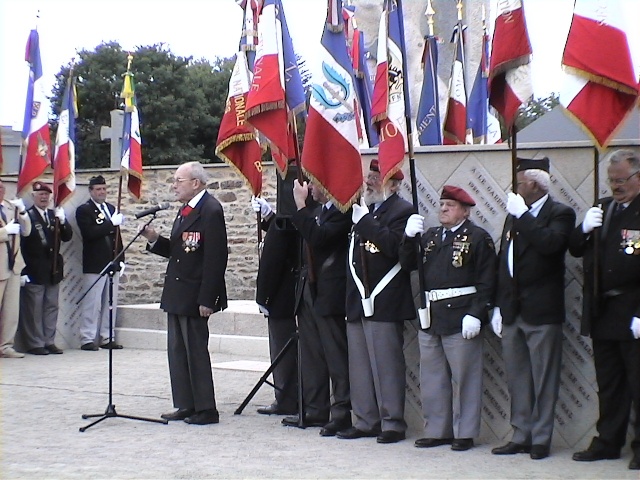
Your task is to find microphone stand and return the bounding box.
[77,214,168,432]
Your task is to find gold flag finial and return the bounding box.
[456,0,463,21]
[425,0,436,37]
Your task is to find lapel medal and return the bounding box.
[621,229,640,255]
[182,231,201,252]
[364,240,380,254]
[452,234,470,268]
[96,211,105,224]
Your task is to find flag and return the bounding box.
[0,130,4,174]
[443,24,468,145]
[53,73,77,206]
[301,0,363,212]
[416,35,441,145]
[467,29,501,144]
[120,60,143,200]
[245,0,305,176]
[371,0,408,183]
[216,51,264,196]
[559,0,639,150]
[488,0,533,130]
[237,0,263,71]
[18,29,51,195]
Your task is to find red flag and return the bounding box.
[371,0,407,184]
[216,51,264,196]
[560,0,639,150]
[488,0,533,130]
[443,24,468,145]
[53,74,77,206]
[120,58,143,200]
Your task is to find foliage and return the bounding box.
[515,93,560,131]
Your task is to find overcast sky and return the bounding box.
[1,0,638,128]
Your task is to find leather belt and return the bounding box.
[427,286,477,302]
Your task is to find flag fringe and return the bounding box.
[382,163,405,187]
[489,55,530,80]
[246,100,286,120]
[215,133,257,153]
[562,66,639,96]
[301,167,363,213]
[560,103,633,152]
[371,111,388,124]
[216,150,262,196]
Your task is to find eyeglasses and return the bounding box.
[172,177,193,184]
[606,171,639,186]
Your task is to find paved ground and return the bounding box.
[0,348,637,480]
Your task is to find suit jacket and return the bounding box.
[569,195,640,339]
[21,207,73,284]
[148,191,228,317]
[256,216,300,319]
[346,193,415,323]
[400,219,497,335]
[0,200,31,280]
[496,196,576,325]
[291,203,352,317]
[75,200,124,274]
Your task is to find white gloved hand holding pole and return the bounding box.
[9,198,26,213]
[491,307,503,338]
[506,192,528,218]
[631,317,640,339]
[111,212,124,226]
[461,315,481,339]
[54,207,66,224]
[351,197,368,224]
[582,206,603,234]
[4,220,20,236]
[251,196,272,217]
[404,214,425,238]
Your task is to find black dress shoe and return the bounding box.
[451,438,474,451]
[161,408,195,421]
[629,453,640,470]
[572,448,620,462]
[256,404,296,415]
[319,418,352,437]
[45,344,63,354]
[376,430,406,444]
[282,414,328,428]
[530,445,550,460]
[81,343,99,351]
[492,442,532,455]
[414,437,453,448]
[184,409,219,425]
[100,341,123,349]
[27,347,49,355]
[336,427,380,439]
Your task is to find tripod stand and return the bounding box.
[77,215,167,432]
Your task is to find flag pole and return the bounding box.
[592,147,600,315]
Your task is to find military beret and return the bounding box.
[517,157,550,173]
[32,181,52,193]
[441,185,476,206]
[369,159,404,180]
[89,175,107,186]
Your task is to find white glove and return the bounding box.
[111,212,124,226]
[54,207,66,224]
[631,317,640,339]
[20,275,30,287]
[119,261,126,278]
[506,192,528,218]
[4,220,20,235]
[9,198,26,213]
[491,307,503,338]
[404,214,425,238]
[461,315,481,339]
[251,196,272,216]
[582,206,603,234]
[352,198,368,224]
[257,304,269,316]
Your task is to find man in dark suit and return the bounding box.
[337,159,415,444]
[141,161,228,426]
[400,185,496,452]
[252,196,299,416]
[569,149,640,471]
[19,182,72,355]
[491,157,576,460]
[75,175,125,351]
[279,180,352,436]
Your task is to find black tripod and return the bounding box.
[77,215,167,432]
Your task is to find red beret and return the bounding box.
[369,159,404,180]
[32,181,52,193]
[441,185,476,206]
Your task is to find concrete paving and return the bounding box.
[1,347,637,479]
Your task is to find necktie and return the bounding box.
[0,205,6,223]
[181,205,193,217]
[101,204,110,219]
[44,210,50,227]
[1,205,14,270]
[443,229,453,242]
[615,203,626,216]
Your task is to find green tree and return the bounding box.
[515,93,560,131]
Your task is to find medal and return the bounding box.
[182,231,201,252]
[364,240,380,254]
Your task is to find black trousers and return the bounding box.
[267,316,298,411]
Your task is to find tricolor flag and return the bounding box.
[416,34,441,146]
[120,60,143,200]
[488,0,533,130]
[442,23,467,145]
[371,0,408,183]
[560,0,639,150]
[245,0,304,176]
[216,51,263,196]
[0,130,4,174]
[301,0,363,212]
[18,29,51,195]
[53,73,77,206]
[237,0,263,71]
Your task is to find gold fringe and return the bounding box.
[489,55,530,80]
[562,65,638,96]
[559,104,635,152]
[301,167,364,214]
[382,161,406,186]
[216,150,263,196]
[215,133,256,154]
[246,100,286,120]
[371,111,388,124]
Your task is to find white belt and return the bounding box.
[427,286,477,302]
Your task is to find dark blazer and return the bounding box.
[148,191,228,318]
[496,196,576,325]
[21,207,73,285]
[75,200,123,273]
[400,219,497,335]
[569,195,640,339]
[346,193,415,323]
[291,203,352,317]
[256,216,299,319]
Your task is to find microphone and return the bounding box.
[135,203,170,219]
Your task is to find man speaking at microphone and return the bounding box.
[140,161,228,426]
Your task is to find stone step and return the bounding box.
[115,300,269,358]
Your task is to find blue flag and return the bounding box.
[467,32,489,141]
[276,0,306,118]
[417,35,441,145]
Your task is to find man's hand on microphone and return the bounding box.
[139,224,159,243]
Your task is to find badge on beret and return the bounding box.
[182,231,201,252]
